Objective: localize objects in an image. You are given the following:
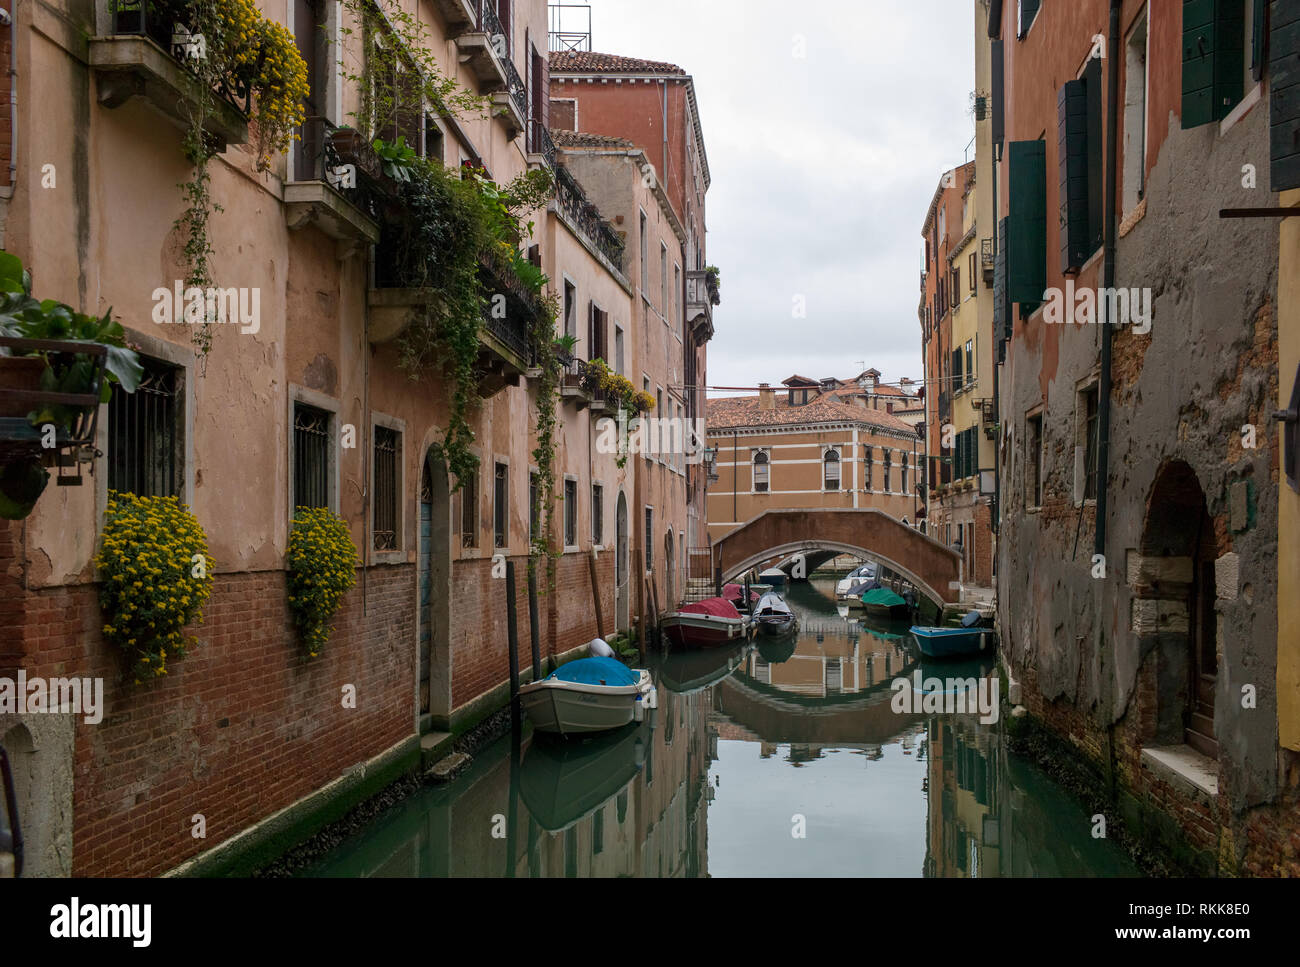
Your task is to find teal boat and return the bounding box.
[909,625,994,659]
[860,585,909,619]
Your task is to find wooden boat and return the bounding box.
[751,591,798,638]
[660,597,748,649]
[759,567,787,589]
[519,656,657,735]
[861,585,911,619]
[909,624,994,659]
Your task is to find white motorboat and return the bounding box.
[519,657,658,736]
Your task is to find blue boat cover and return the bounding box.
[549,656,639,687]
[961,610,982,628]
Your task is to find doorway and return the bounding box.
[615,491,629,631]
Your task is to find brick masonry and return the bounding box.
[3,552,413,877]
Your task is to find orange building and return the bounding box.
[706,374,923,544]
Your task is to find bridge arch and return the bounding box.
[713,508,962,604]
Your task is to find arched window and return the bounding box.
[752,450,770,492]
[823,448,841,491]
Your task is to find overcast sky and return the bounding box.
[580,0,978,394]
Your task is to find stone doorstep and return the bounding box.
[426,751,472,784]
[1141,744,1220,804]
[419,730,454,772]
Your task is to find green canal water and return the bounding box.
[301,577,1137,877]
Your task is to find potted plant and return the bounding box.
[0,250,142,518]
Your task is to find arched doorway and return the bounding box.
[615,491,629,631]
[1139,460,1218,757]
[419,451,452,728]
[665,529,676,609]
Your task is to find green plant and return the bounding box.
[287,507,359,658]
[529,292,562,585]
[95,491,215,683]
[0,250,143,426]
[373,135,417,182]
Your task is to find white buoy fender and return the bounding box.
[587,637,615,658]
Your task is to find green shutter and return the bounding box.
[1084,57,1105,254]
[1007,140,1047,306]
[1183,0,1246,128]
[1271,0,1300,189]
[1251,0,1267,80]
[994,217,1010,360]
[1058,78,1090,273]
[1018,0,1041,37]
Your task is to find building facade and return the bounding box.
[706,376,924,546]
[0,0,714,876]
[989,0,1293,873]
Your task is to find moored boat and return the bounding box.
[861,584,911,619]
[759,567,787,589]
[519,656,657,735]
[660,597,748,649]
[909,624,995,659]
[751,591,798,638]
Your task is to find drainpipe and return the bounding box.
[7,0,16,189]
[1094,0,1121,558]
[732,429,737,524]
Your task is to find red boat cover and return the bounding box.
[722,583,760,605]
[678,597,742,619]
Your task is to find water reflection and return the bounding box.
[302,577,1136,877]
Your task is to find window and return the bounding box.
[109,355,182,498]
[1079,384,1099,502]
[884,449,892,492]
[1018,0,1041,38]
[588,303,607,362]
[660,243,668,314]
[673,263,681,322]
[968,251,977,293]
[493,462,508,548]
[639,211,648,292]
[1123,11,1149,215]
[293,401,332,511]
[423,114,444,163]
[950,267,960,307]
[643,379,652,461]
[644,506,654,571]
[614,325,625,375]
[592,484,603,545]
[965,339,974,386]
[902,452,909,494]
[563,279,577,341]
[1181,0,1252,128]
[563,478,577,548]
[459,466,478,547]
[656,388,664,459]
[373,426,401,550]
[752,450,770,492]
[1026,412,1044,508]
[1059,56,1103,272]
[864,445,873,490]
[529,471,539,545]
[823,448,841,491]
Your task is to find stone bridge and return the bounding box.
[711,508,962,604]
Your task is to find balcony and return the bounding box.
[90,2,249,150]
[558,358,611,412]
[555,166,625,269]
[685,270,718,341]
[981,238,995,283]
[283,118,382,251]
[434,0,479,36]
[527,119,557,171]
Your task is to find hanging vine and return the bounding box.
[529,292,562,585]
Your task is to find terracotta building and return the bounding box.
[706,375,924,545]
[0,0,715,876]
[988,0,1292,874]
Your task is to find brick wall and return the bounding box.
[11,564,414,876]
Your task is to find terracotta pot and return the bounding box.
[0,356,48,419]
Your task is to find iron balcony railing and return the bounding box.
[476,1,528,120]
[555,165,625,269]
[980,237,995,282]
[109,0,253,114]
[686,270,718,308]
[294,116,385,218]
[527,118,557,169]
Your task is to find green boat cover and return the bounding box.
[861,587,906,608]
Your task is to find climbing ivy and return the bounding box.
[530,291,562,585]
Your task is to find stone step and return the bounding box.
[425,751,472,784]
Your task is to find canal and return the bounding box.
[301,575,1137,877]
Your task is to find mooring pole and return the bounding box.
[506,560,521,734]
[527,566,542,681]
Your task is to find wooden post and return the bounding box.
[587,546,606,640]
[527,567,542,682]
[506,560,520,732]
[650,579,662,652]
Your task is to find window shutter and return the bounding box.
[1252,0,1268,80]
[994,216,1010,361]
[1084,56,1105,254]
[1183,0,1246,128]
[1271,0,1300,189]
[1007,141,1047,306]
[1058,78,1090,273]
[1018,0,1041,38]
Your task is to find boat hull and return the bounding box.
[661,611,747,649]
[864,602,911,620]
[909,626,993,659]
[519,669,655,735]
[754,615,798,637]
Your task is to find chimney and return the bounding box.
[758,383,775,410]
